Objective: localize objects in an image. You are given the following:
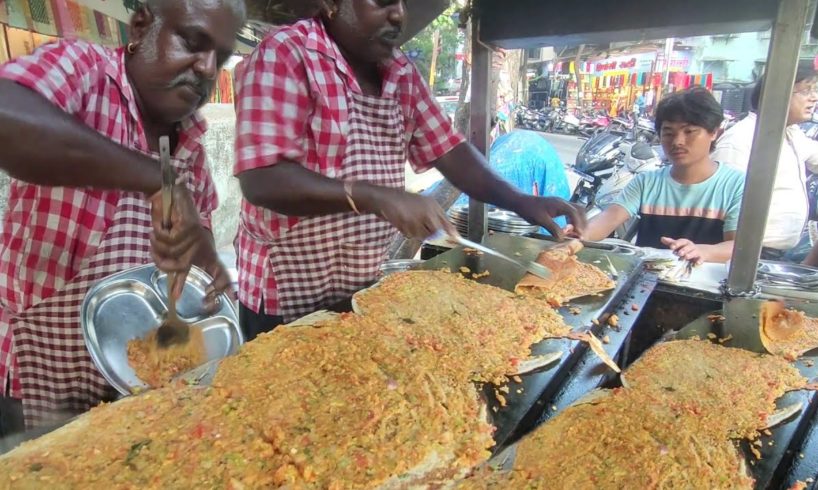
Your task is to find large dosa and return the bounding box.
[457,340,805,489]
[760,301,818,360]
[515,241,614,305]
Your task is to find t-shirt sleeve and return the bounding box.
[723,171,745,233]
[234,38,312,176]
[612,173,645,218]
[406,63,466,172]
[0,39,102,115]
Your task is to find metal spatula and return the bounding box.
[155,136,191,348]
[430,230,552,280]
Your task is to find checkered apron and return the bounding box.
[8,193,152,427]
[262,93,406,321]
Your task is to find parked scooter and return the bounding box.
[606,113,656,142]
[579,111,611,138]
[516,106,551,131]
[572,142,664,241]
[571,130,628,205]
[557,111,582,135]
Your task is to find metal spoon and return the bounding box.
[155,136,191,348]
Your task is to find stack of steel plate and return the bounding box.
[447,205,540,236]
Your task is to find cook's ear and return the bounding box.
[321,0,340,19]
[128,4,157,45]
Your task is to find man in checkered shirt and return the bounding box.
[233,0,587,337]
[0,0,245,432]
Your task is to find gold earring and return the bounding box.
[126,42,137,55]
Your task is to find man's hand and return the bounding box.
[357,184,456,239]
[149,185,205,299]
[661,237,705,265]
[563,224,582,239]
[513,195,587,240]
[191,234,236,312]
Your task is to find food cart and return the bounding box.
[2,1,818,488]
[449,0,818,486]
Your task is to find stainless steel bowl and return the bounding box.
[80,264,243,395]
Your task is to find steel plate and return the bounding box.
[759,261,818,281]
[81,264,243,395]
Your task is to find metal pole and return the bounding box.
[468,13,491,242]
[727,0,811,293]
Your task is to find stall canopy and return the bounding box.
[476,0,780,48]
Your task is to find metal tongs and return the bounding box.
[429,230,552,280]
[155,136,191,348]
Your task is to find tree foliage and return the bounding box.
[402,7,463,93]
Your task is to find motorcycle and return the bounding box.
[571,130,628,205]
[558,111,582,135]
[578,111,611,138]
[516,106,553,132]
[607,113,656,143]
[544,107,564,132]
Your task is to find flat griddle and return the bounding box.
[667,305,818,489]
[417,232,647,451]
[484,306,818,489]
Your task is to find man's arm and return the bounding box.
[433,143,585,238]
[239,162,454,239]
[794,130,818,173]
[803,241,818,267]
[0,80,162,194]
[578,205,631,241]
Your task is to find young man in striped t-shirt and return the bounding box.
[570,88,745,265]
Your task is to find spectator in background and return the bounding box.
[454,130,572,232]
[570,88,744,264]
[712,60,818,262]
[633,92,646,116]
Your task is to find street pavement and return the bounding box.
[537,131,586,167]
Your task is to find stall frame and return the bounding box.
[466,0,818,487]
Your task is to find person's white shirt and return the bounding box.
[711,112,818,250]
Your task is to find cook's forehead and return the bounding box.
[158,0,246,22]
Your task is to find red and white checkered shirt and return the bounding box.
[0,40,218,398]
[234,19,465,314]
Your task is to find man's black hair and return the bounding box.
[654,87,724,133]
[750,59,816,111]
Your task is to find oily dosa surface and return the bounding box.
[515,241,614,305]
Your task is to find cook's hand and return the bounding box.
[514,196,587,240]
[149,184,204,298]
[358,185,456,239]
[661,237,704,265]
[563,224,582,239]
[191,236,236,312]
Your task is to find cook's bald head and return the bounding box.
[145,0,247,24]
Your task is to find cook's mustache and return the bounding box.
[168,74,209,95]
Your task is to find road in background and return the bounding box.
[538,132,585,166]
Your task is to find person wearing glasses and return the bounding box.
[712,60,818,262]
